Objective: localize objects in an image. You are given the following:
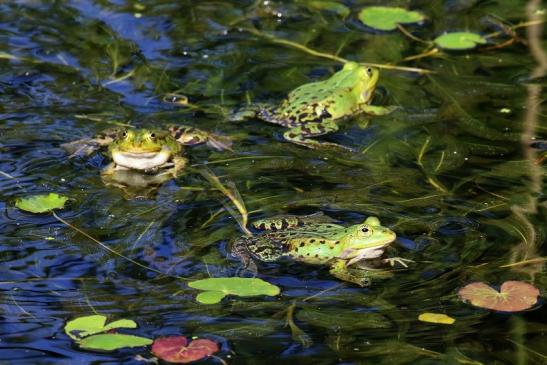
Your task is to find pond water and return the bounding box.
[0,1,546,364]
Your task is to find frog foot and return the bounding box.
[383,257,413,268]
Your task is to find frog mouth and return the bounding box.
[112,147,171,170]
[341,240,393,267]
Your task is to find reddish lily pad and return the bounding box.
[458,281,540,312]
[152,336,219,364]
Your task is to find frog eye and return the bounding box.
[121,130,128,138]
[366,67,373,77]
[360,226,372,236]
[149,132,156,140]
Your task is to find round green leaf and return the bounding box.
[306,1,350,17]
[64,315,137,341]
[358,6,424,31]
[196,291,227,304]
[15,193,68,213]
[78,333,153,351]
[65,315,108,341]
[434,32,486,50]
[188,277,280,304]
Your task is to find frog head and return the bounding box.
[339,62,379,105]
[338,216,396,266]
[109,129,181,170]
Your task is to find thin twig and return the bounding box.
[0,170,15,179]
[500,257,547,268]
[198,168,251,235]
[242,27,432,74]
[397,24,431,44]
[403,48,441,62]
[52,211,187,280]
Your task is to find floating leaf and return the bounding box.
[358,6,424,31]
[458,281,540,312]
[418,312,455,325]
[196,291,226,305]
[305,1,350,17]
[15,193,68,213]
[65,315,137,341]
[78,333,152,351]
[152,336,219,364]
[434,32,486,50]
[188,277,280,304]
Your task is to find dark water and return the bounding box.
[1,1,546,364]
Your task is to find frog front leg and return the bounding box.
[283,120,352,151]
[329,259,371,287]
[171,156,188,178]
[361,105,398,116]
[100,162,118,177]
[169,125,232,151]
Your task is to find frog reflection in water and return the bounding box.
[233,62,395,150]
[62,126,231,195]
[232,213,411,286]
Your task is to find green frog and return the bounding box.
[62,126,231,193]
[232,213,410,286]
[232,62,395,149]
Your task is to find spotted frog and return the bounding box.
[233,62,395,149]
[232,213,409,286]
[62,126,231,193]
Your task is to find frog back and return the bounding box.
[278,81,359,123]
[282,225,347,264]
[235,233,292,262]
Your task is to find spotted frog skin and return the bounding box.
[232,213,406,286]
[233,62,395,149]
[62,126,231,189]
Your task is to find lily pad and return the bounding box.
[78,333,153,351]
[458,281,540,312]
[15,193,68,213]
[434,32,486,50]
[188,277,280,304]
[418,312,455,325]
[65,315,137,341]
[358,6,424,31]
[305,1,350,17]
[152,336,219,364]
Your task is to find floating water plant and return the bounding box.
[358,6,425,31]
[64,315,152,351]
[152,336,219,364]
[458,281,540,312]
[15,193,68,213]
[434,32,486,50]
[418,312,455,325]
[188,277,280,304]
